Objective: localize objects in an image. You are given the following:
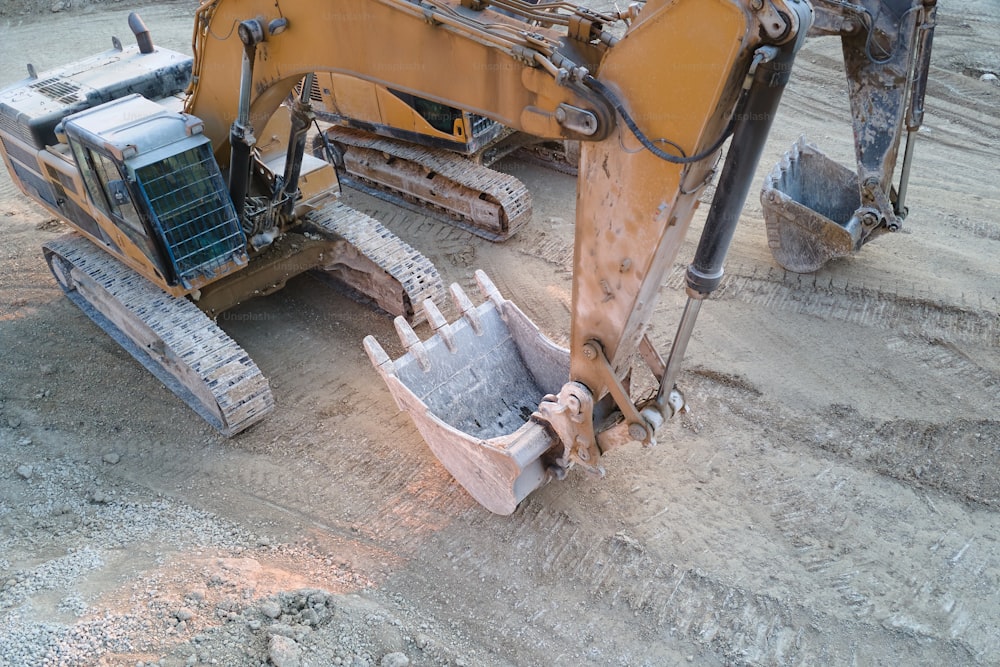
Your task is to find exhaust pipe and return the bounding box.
[127,12,154,54]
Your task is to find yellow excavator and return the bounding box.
[0,0,935,513]
[0,11,449,435]
[307,73,575,241]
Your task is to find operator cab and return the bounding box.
[60,95,247,289]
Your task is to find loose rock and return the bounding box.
[380,652,410,667]
[268,635,301,667]
[261,599,282,619]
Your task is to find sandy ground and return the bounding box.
[0,1,998,665]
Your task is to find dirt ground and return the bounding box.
[0,1,998,666]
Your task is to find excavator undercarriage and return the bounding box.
[305,71,582,242]
[316,126,533,241]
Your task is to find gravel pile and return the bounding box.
[157,589,467,667]
[0,432,471,667]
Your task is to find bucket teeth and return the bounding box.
[363,269,570,514]
[362,335,392,372]
[393,316,431,371]
[449,283,483,335]
[422,298,456,353]
[761,136,861,272]
[474,269,504,310]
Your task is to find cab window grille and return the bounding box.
[136,143,246,287]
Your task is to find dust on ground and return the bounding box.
[0,1,998,666]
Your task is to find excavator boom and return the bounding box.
[182,0,813,510]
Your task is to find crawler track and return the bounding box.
[304,200,446,324]
[43,235,274,436]
[321,127,532,242]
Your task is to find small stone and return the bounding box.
[16,464,33,480]
[17,437,31,446]
[247,619,262,630]
[980,72,998,84]
[380,652,409,667]
[7,416,21,428]
[176,608,195,621]
[268,635,301,667]
[268,622,296,638]
[261,600,281,619]
[90,489,109,504]
[103,452,121,465]
[414,634,431,650]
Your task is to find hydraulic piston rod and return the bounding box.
[655,37,806,415]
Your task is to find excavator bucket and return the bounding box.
[363,271,566,515]
[761,138,863,273]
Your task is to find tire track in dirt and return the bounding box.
[754,472,998,658]
[683,345,1000,508]
[438,496,983,666]
[675,372,1000,645]
[658,263,1000,347]
[633,377,998,662]
[885,334,1000,403]
[938,214,1000,242]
